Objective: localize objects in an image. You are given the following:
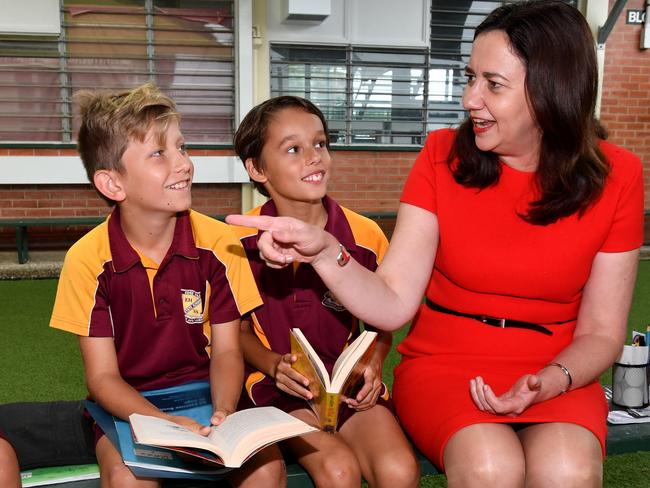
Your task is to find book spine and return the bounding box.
[320,392,340,433]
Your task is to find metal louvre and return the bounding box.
[0,0,235,144]
[270,0,579,146]
[271,45,429,145]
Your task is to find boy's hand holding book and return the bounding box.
[167,407,233,437]
[274,352,314,400]
[289,328,378,431]
[210,408,233,428]
[167,414,212,437]
[343,356,383,411]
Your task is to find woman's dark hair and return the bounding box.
[234,96,330,197]
[450,0,609,225]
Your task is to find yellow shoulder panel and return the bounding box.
[340,207,389,263]
[189,210,262,316]
[49,221,112,336]
[228,205,262,240]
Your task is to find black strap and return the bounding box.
[424,298,573,336]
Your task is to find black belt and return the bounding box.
[424,298,574,336]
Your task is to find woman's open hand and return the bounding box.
[469,374,542,416]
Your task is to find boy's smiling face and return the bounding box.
[249,107,331,206]
[112,119,193,216]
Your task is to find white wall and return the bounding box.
[266,0,430,47]
[0,156,249,184]
[0,0,60,35]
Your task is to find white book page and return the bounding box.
[207,407,314,465]
[129,414,225,458]
[331,331,377,391]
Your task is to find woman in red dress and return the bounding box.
[228,1,644,486]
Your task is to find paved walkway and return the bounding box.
[0,250,65,279]
[1,247,649,280]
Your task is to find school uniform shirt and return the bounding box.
[50,207,262,392]
[232,196,391,413]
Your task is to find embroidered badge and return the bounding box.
[322,290,346,312]
[181,289,204,324]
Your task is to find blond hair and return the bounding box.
[76,82,179,203]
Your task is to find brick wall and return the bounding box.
[0,148,241,220]
[0,148,243,251]
[2,0,650,250]
[327,149,417,213]
[599,0,650,220]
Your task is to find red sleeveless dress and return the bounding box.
[393,129,644,469]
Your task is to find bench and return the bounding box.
[0,217,106,264]
[21,419,650,488]
[0,214,234,265]
[0,213,397,265]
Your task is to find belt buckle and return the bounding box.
[480,315,506,328]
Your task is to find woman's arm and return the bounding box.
[473,248,639,415]
[227,202,439,330]
[540,248,639,395]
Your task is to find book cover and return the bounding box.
[20,464,99,487]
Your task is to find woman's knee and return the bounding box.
[526,462,603,488]
[525,453,602,488]
[444,424,526,488]
[446,456,525,488]
[519,423,603,488]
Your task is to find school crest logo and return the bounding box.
[322,290,346,312]
[181,289,204,324]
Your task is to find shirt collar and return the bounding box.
[108,207,198,273]
[259,195,355,251]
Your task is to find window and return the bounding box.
[0,0,235,143]
[270,0,579,146]
[271,45,429,146]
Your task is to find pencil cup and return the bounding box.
[612,345,649,409]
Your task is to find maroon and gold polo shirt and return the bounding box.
[231,196,389,409]
[50,207,262,391]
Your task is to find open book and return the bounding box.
[129,406,316,468]
[290,328,377,432]
[86,381,228,480]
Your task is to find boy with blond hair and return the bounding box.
[50,83,285,488]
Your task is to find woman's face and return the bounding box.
[463,30,542,170]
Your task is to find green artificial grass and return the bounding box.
[0,280,85,403]
[1,260,649,487]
